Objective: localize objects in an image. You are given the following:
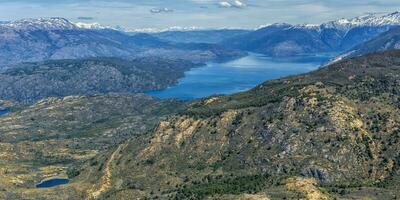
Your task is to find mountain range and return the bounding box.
[1,12,400,69]
[220,12,400,56]
[150,29,251,44]
[334,27,400,61]
[0,18,244,69]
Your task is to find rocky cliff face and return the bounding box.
[76,50,400,199]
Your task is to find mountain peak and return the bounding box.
[323,11,400,30]
[0,17,78,31]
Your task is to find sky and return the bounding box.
[0,0,399,30]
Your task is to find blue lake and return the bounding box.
[36,178,69,188]
[147,53,333,100]
[0,108,10,116]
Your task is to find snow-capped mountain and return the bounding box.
[0,17,244,69]
[255,12,400,31]
[73,22,127,32]
[74,22,107,30]
[0,17,126,32]
[222,11,400,57]
[0,17,78,31]
[322,12,400,30]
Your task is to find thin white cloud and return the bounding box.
[232,0,246,8]
[150,7,174,13]
[218,0,247,8]
[218,1,232,8]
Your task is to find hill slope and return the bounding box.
[0,57,200,103]
[77,50,400,199]
[336,27,400,60]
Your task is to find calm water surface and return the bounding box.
[36,178,69,188]
[147,53,333,100]
[0,108,10,116]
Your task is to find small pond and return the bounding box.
[0,108,10,116]
[36,178,69,188]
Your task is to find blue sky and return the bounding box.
[0,0,399,30]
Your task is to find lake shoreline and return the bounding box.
[146,53,334,100]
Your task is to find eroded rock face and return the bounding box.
[286,177,331,200]
[301,167,329,183]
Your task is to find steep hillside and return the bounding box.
[222,23,334,56]
[0,57,201,103]
[222,12,400,56]
[77,50,400,199]
[336,27,400,60]
[0,94,184,199]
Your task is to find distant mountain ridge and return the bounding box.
[0,18,245,69]
[151,29,251,44]
[321,11,400,30]
[333,27,400,62]
[222,12,400,56]
[0,17,78,31]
